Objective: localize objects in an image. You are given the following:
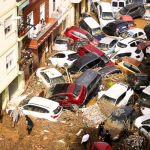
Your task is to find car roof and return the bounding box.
[100,37,119,44]
[98,65,120,74]
[112,106,135,120]
[84,17,100,28]
[124,3,143,10]
[54,51,76,55]
[119,37,137,44]
[94,142,112,149]
[116,47,138,53]
[40,68,62,79]
[75,52,100,68]
[111,20,126,25]
[67,26,88,35]
[143,85,150,95]
[75,69,100,88]
[28,97,59,109]
[121,15,133,21]
[53,83,70,95]
[105,82,128,99]
[128,28,144,34]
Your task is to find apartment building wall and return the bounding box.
[0,0,19,110]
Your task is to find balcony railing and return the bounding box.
[18,49,34,71]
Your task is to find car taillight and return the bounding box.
[51,115,58,119]
[116,27,119,30]
[134,76,136,84]
[136,55,140,58]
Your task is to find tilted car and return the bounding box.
[49,51,79,67]
[104,106,137,140]
[36,67,65,87]
[98,82,134,106]
[115,3,146,20]
[64,26,99,46]
[48,83,87,108]
[67,52,105,74]
[7,97,63,121]
[102,20,129,36]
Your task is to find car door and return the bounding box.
[51,95,70,107]
[21,105,38,117]
[140,125,150,140]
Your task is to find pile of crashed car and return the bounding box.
[7,0,150,149]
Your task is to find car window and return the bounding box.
[123,62,131,69]
[33,106,49,113]
[80,65,89,72]
[136,41,142,45]
[94,59,101,65]
[23,105,34,111]
[130,64,140,73]
[87,61,96,68]
[72,31,80,37]
[94,2,98,7]
[73,84,81,98]
[114,53,131,59]
[59,95,68,100]
[40,72,50,83]
[129,8,138,13]
[53,53,65,58]
[119,2,125,7]
[79,33,87,39]
[55,40,68,44]
[133,33,138,38]
[109,40,118,48]
[112,2,117,7]
[86,33,94,42]
[83,50,89,55]
[93,145,98,150]
[142,119,150,124]
[139,32,143,36]
[116,92,126,105]
[117,42,127,48]
[130,42,136,47]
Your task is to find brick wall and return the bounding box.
[23,0,49,26]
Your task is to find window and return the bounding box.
[109,40,118,48]
[4,16,12,35]
[87,61,96,68]
[40,3,45,20]
[130,65,140,73]
[53,0,55,11]
[73,84,81,98]
[116,92,126,105]
[133,33,138,38]
[33,106,49,113]
[53,53,65,58]
[23,105,34,111]
[40,72,50,83]
[6,51,14,73]
[139,32,144,36]
[119,2,125,7]
[130,42,136,47]
[72,31,80,37]
[59,95,68,100]
[79,33,87,39]
[112,2,117,7]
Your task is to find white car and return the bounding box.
[7,97,63,122]
[36,67,65,87]
[49,51,79,67]
[127,28,147,40]
[52,36,71,51]
[98,82,134,106]
[114,37,142,52]
[110,47,144,63]
[135,114,150,140]
[96,36,122,55]
[97,2,115,28]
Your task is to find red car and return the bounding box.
[48,83,87,108]
[77,44,113,66]
[64,26,99,46]
[120,15,136,29]
[87,142,113,150]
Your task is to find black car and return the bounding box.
[104,106,137,141]
[115,3,145,19]
[98,65,121,78]
[102,20,129,36]
[75,69,102,100]
[68,52,105,74]
[144,22,150,39]
[127,73,149,90]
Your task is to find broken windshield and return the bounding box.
[102,12,114,20]
[51,76,65,85]
[92,27,103,35]
[97,43,109,51]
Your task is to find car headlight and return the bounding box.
[113,134,120,140]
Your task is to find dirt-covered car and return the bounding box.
[104,106,137,141]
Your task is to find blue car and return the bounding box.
[79,17,105,41]
[102,20,129,36]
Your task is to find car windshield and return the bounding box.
[137,76,148,81]
[102,12,114,20]
[53,106,62,114]
[73,84,81,98]
[101,94,116,104]
[139,92,150,106]
[40,72,50,83]
[101,54,109,64]
[18,98,30,107]
[92,27,103,35]
[51,76,65,85]
[120,7,129,15]
[127,21,135,27]
[55,40,68,44]
[97,43,109,51]
[117,42,127,48]
[86,33,94,42]
[68,63,79,73]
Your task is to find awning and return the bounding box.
[19,0,30,11]
[71,0,82,3]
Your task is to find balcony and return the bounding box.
[26,18,58,49]
[16,0,29,7]
[17,22,33,42]
[18,49,34,71]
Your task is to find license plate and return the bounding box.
[140,86,146,88]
